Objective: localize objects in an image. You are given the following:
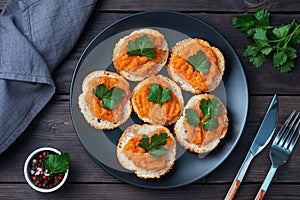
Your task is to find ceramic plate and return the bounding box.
[70,11,248,189]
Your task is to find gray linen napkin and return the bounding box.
[0,0,97,154]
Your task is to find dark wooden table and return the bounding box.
[1,0,300,199]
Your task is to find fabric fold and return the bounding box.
[0,0,97,154]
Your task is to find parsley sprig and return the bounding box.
[43,153,70,175]
[93,84,125,110]
[232,8,300,73]
[187,50,211,72]
[185,98,220,131]
[147,84,172,105]
[127,34,157,59]
[138,133,168,158]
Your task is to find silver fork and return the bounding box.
[254,110,300,200]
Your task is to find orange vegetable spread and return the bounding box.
[133,81,181,125]
[123,129,174,171]
[184,96,227,146]
[114,33,165,77]
[169,39,222,91]
[84,76,130,123]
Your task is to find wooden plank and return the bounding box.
[94,0,300,12]
[0,183,300,200]
[55,12,300,95]
[1,0,300,12]
[1,96,300,183]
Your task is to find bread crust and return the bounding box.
[168,38,225,94]
[131,75,184,126]
[117,124,176,178]
[113,28,169,81]
[78,70,132,130]
[174,94,228,154]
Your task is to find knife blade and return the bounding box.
[224,94,278,200]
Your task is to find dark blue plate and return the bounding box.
[70,11,248,189]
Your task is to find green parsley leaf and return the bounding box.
[93,84,125,110]
[43,153,70,175]
[232,12,257,33]
[249,53,265,68]
[254,8,270,26]
[232,8,300,73]
[261,47,273,55]
[253,28,269,47]
[200,99,213,119]
[203,118,219,131]
[149,146,168,158]
[127,34,156,59]
[138,133,168,158]
[187,50,211,72]
[275,60,294,73]
[185,98,220,131]
[243,44,261,57]
[284,46,297,60]
[273,50,288,67]
[147,83,172,105]
[185,109,201,126]
[273,24,291,38]
[211,98,221,116]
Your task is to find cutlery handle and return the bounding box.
[224,151,254,200]
[254,166,277,200]
[224,180,241,200]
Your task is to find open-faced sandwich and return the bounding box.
[174,94,228,154]
[78,70,132,130]
[131,75,184,126]
[168,38,225,94]
[113,28,169,81]
[117,124,176,179]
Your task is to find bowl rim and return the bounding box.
[23,147,69,193]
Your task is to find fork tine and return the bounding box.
[274,110,296,144]
[288,120,300,152]
[279,111,299,146]
[284,112,300,149]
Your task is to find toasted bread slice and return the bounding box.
[131,75,184,126]
[117,124,176,179]
[113,28,169,81]
[174,94,228,154]
[168,38,225,94]
[78,70,132,130]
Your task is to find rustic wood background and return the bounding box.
[0,0,300,199]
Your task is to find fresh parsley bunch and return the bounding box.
[93,84,125,110]
[43,153,70,175]
[232,8,300,73]
[185,98,220,131]
[138,133,168,158]
[147,83,172,105]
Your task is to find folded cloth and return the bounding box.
[0,0,97,154]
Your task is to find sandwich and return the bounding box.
[174,93,228,154]
[117,124,176,178]
[131,75,184,126]
[168,38,225,94]
[78,70,132,130]
[113,28,169,81]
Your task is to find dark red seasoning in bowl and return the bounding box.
[27,150,69,189]
[24,147,70,193]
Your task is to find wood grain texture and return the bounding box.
[0,183,300,200]
[1,0,300,199]
[1,0,300,12]
[94,0,300,12]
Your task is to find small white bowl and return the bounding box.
[24,147,69,193]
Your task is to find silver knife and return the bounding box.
[224,94,278,200]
